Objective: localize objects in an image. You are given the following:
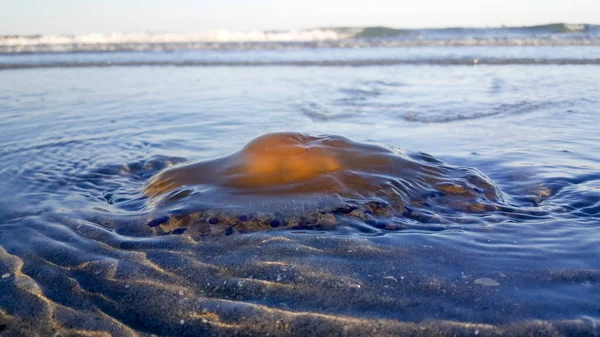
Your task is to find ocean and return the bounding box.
[0,24,599,336]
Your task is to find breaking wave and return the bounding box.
[1,23,599,54]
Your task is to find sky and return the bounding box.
[1,0,599,35]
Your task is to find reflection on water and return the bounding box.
[0,57,599,336]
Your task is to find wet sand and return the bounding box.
[1,222,599,337]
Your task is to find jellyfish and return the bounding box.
[143,132,504,235]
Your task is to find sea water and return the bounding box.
[0,26,599,336]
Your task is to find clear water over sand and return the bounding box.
[0,45,599,336]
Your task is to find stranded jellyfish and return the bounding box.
[144,132,504,235]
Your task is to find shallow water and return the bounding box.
[1,46,600,336]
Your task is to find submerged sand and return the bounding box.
[1,223,598,337]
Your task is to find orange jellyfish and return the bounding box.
[143,132,503,235]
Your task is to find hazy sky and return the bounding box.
[1,0,599,35]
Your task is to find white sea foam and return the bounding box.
[0,29,357,46]
[1,25,599,53]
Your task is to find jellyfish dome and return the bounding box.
[144,132,504,235]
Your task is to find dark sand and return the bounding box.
[1,225,599,337]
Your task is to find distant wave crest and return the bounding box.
[0,28,357,46]
[1,23,599,54]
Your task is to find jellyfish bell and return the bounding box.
[146,132,414,196]
[143,132,505,235]
[224,132,344,189]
